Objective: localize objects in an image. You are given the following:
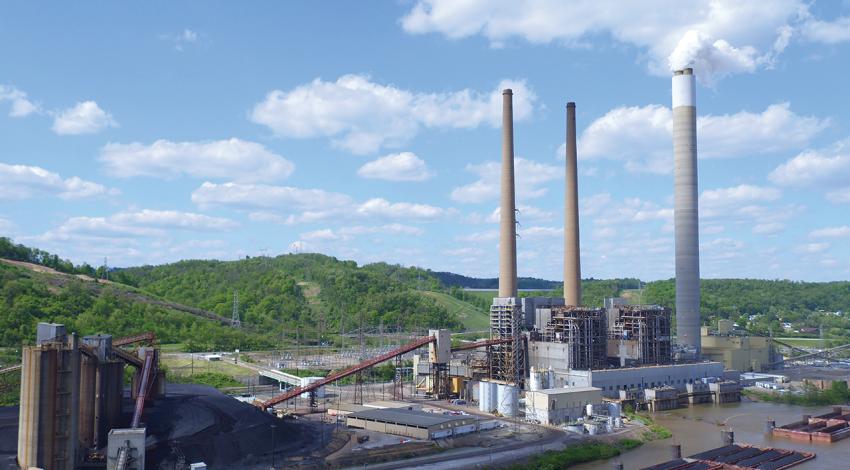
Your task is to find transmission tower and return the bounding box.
[231,291,241,328]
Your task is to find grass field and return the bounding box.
[420,291,490,331]
[161,354,256,378]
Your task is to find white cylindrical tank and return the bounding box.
[529,367,541,391]
[586,403,594,417]
[496,384,518,417]
[547,367,555,389]
[479,380,489,412]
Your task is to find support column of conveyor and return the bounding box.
[673,67,701,358]
[258,335,436,410]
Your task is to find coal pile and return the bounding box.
[142,383,333,469]
[0,406,18,470]
[1,384,334,470]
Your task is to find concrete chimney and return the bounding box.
[564,102,581,306]
[499,89,518,298]
[672,68,701,357]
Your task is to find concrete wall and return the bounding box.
[557,362,724,398]
[528,341,572,373]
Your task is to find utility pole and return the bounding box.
[231,291,241,328]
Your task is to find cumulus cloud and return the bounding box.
[769,139,850,188]
[300,224,424,242]
[573,103,826,173]
[700,185,781,216]
[401,0,808,83]
[809,226,850,238]
[801,16,850,44]
[451,158,560,203]
[100,138,295,182]
[34,209,237,244]
[250,74,536,154]
[486,204,554,224]
[192,182,352,211]
[0,163,116,200]
[193,182,447,224]
[357,152,434,181]
[0,85,39,117]
[51,101,117,135]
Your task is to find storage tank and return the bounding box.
[547,367,555,389]
[478,380,490,412]
[529,367,541,391]
[496,384,518,417]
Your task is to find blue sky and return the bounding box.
[1,1,850,281]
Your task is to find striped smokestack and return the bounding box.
[672,68,701,357]
[499,89,518,298]
[564,102,581,306]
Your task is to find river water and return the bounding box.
[574,400,848,470]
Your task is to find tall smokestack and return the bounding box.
[672,68,700,357]
[499,89,518,298]
[564,102,581,306]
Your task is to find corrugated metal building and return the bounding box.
[346,408,484,440]
[525,386,602,425]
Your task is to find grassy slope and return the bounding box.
[419,291,489,331]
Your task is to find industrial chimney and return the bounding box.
[499,89,518,298]
[564,102,581,306]
[672,68,701,358]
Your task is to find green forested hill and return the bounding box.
[0,261,261,350]
[644,279,850,337]
[115,254,460,335]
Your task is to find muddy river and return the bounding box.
[575,401,848,470]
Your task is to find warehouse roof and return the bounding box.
[348,408,473,428]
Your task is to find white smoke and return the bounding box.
[668,27,796,85]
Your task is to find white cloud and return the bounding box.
[451,158,560,203]
[752,222,785,235]
[700,185,781,217]
[521,226,563,239]
[34,209,237,243]
[0,163,116,200]
[51,101,117,135]
[574,103,826,174]
[401,0,808,83]
[827,189,850,204]
[487,204,554,224]
[300,224,424,243]
[160,29,202,51]
[100,138,295,182]
[357,152,434,181]
[769,139,850,188]
[796,242,829,254]
[193,182,447,224]
[456,230,498,243]
[0,85,39,117]
[809,226,850,238]
[801,16,850,44]
[192,182,352,211]
[581,193,612,216]
[355,198,446,220]
[250,74,536,154]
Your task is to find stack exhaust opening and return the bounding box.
[564,102,581,307]
[672,67,701,358]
